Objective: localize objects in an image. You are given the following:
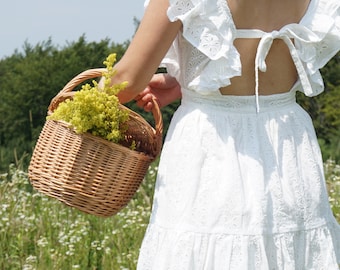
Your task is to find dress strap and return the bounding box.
[235,29,265,39]
[235,26,321,113]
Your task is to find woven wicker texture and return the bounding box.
[29,69,163,217]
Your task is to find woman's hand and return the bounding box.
[134,73,181,112]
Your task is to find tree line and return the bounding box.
[0,36,339,172]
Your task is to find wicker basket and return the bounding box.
[28,68,163,217]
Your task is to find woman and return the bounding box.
[111,0,340,268]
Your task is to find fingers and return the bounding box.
[143,101,154,112]
[135,99,153,112]
[135,92,153,104]
[135,91,155,112]
[135,87,151,101]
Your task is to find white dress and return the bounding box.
[137,0,340,269]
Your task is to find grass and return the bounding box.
[0,163,157,270]
[325,159,340,221]
[0,160,339,270]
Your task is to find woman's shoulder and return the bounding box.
[167,0,236,57]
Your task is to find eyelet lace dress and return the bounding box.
[137,0,340,269]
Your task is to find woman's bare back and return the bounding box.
[220,0,311,96]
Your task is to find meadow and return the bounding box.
[0,159,339,270]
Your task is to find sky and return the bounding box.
[0,0,145,59]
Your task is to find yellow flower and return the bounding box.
[47,54,129,143]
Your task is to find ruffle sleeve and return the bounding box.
[161,0,242,94]
[297,0,340,96]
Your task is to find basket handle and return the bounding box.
[48,68,163,144]
[48,68,106,113]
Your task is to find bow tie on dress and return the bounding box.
[236,24,322,112]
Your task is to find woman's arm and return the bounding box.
[111,0,182,104]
